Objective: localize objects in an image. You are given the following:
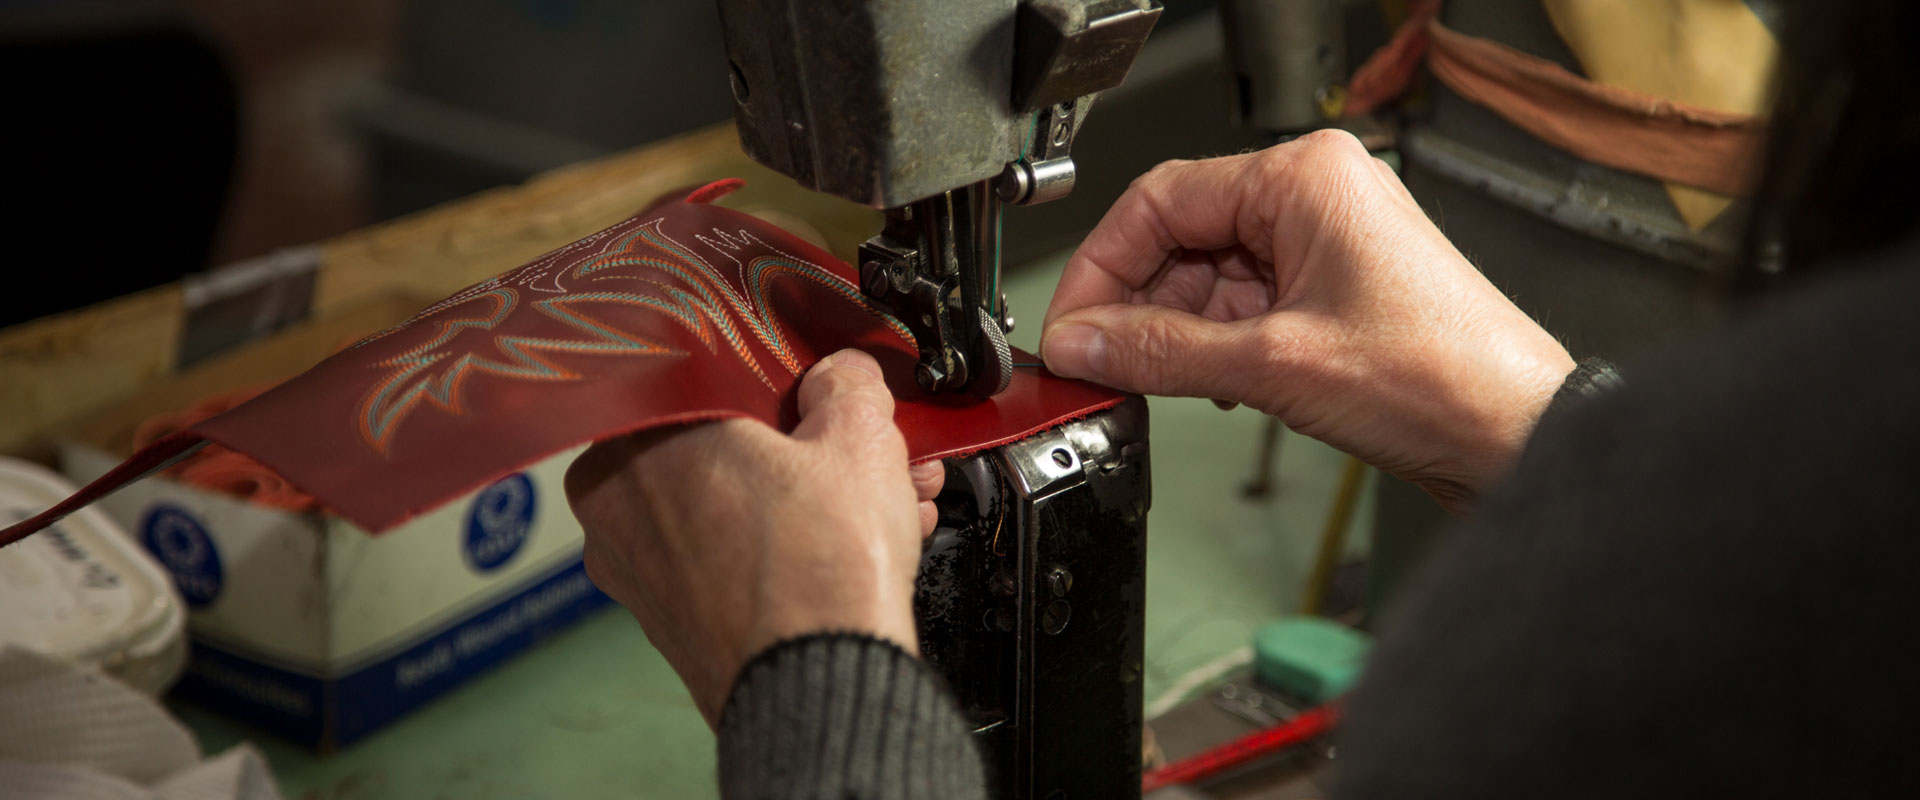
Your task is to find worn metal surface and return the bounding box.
[716,0,1021,209]
[716,0,1158,209]
[1012,0,1163,113]
[919,397,1152,798]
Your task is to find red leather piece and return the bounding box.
[1,181,1124,544]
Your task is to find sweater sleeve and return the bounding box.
[716,633,988,800]
[1330,259,1920,799]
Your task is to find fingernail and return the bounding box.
[1041,323,1105,380]
[819,349,884,380]
[909,461,943,481]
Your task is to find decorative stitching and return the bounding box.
[354,212,915,455]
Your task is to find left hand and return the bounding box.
[564,350,943,726]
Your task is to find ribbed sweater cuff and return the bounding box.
[1547,357,1624,415]
[717,632,987,800]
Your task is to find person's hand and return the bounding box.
[1041,131,1573,511]
[564,350,943,726]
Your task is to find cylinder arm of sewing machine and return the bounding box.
[714,0,1162,396]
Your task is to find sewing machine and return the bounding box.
[714,2,1161,796]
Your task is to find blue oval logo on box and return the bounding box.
[141,504,222,607]
[465,473,536,572]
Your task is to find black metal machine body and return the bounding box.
[714,0,1161,396]
[918,397,1151,798]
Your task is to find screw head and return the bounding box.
[915,363,945,391]
[1046,567,1072,597]
[862,263,890,296]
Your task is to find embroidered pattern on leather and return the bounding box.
[356,215,912,455]
[357,287,684,454]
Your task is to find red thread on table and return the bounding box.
[1140,703,1338,794]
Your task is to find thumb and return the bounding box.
[1040,304,1280,401]
[791,350,903,457]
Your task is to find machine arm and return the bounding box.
[715,0,1162,395]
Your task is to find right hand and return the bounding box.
[565,351,940,726]
[1040,131,1573,511]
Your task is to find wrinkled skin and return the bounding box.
[1041,130,1573,511]
[565,351,942,725]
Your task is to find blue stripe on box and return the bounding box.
[173,557,613,748]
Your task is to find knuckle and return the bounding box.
[1254,144,1300,183]
[1147,157,1192,176]
[1298,128,1366,159]
[834,393,899,437]
[805,364,854,396]
[809,362,882,402]
[1132,158,1191,192]
[1264,129,1369,182]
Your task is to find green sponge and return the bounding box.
[1252,616,1373,703]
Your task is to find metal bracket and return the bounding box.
[858,184,1014,396]
[996,99,1083,208]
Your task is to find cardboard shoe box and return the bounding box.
[56,298,611,750]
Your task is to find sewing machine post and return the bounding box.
[714,2,1162,795]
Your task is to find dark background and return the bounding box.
[0,0,1241,327]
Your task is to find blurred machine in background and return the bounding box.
[362,0,735,219]
[1204,0,1772,623]
[1363,1,1770,616]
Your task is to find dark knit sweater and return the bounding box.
[717,243,1920,798]
[717,634,987,799]
[1331,249,1920,798]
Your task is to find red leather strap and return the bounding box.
[1,181,1125,544]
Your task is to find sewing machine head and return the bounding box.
[715,0,1162,396]
[712,7,1162,795]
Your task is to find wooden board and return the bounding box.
[313,124,879,320]
[0,286,185,461]
[62,294,432,459]
[0,122,879,462]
